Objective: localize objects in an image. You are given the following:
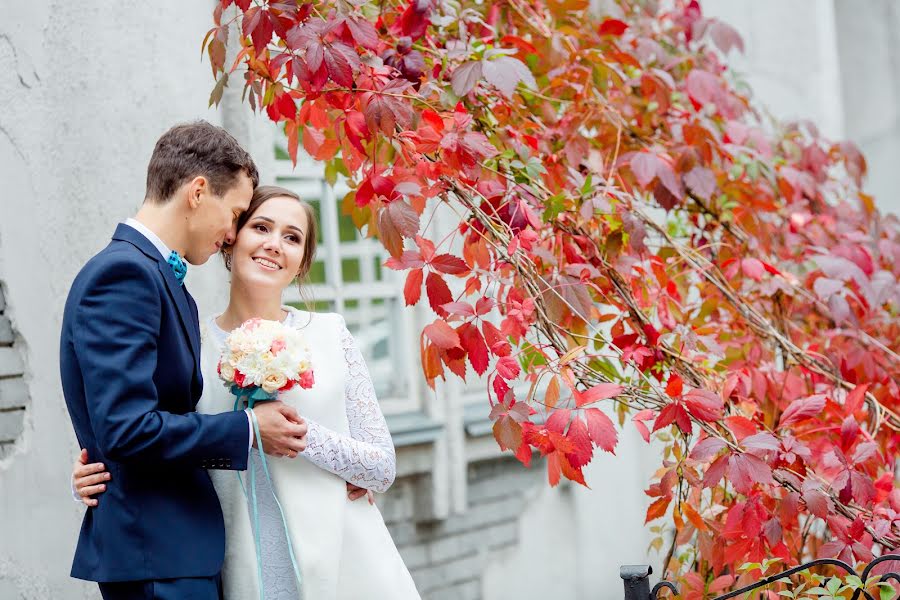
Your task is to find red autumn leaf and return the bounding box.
[475,297,495,315]
[801,480,833,518]
[727,453,774,494]
[778,394,827,428]
[545,408,571,434]
[598,18,628,36]
[346,15,379,50]
[423,318,461,349]
[741,258,765,281]
[683,388,724,422]
[690,437,726,461]
[654,402,692,434]
[630,152,662,188]
[458,322,489,375]
[565,417,593,468]
[425,271,453,317]
[685,69,721,108]
[632,410,653,443]
[645,496,671,523]
[495,355,520,380]
[741,432,780,453]
[844,383,869,415]
[585,408,618,453]
[493,414,523,451]
[324,42,355,87]
[386,250,425,271]
[665,374,684,398]
[725,415,757,440]
[430,253,469,275]
[404,268,423,306]
[377,207,404,257]
[683,166,716,200]
[574,382,624,407]
[398,0,432,40]
[703,454,729,488]
[442,301,475,317]
[386,199,420,237]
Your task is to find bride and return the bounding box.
[72,185,421,599]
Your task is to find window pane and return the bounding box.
[307,260,326,285]
[341,258,361,283]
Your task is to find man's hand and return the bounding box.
[347,482,374,505]
[252,402,308,458]
[73,448,110,507]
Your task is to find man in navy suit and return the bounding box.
[60,121,309,599]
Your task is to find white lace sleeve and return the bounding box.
[299,317,397,492]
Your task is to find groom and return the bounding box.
[60,121,308,599]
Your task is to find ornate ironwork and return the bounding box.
[620,555,900,600]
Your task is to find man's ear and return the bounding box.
[186,176,209,210]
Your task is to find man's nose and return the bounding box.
[223,225,238,246]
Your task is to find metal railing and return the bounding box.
[621,555,900,600]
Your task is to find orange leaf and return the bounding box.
[682,502,707,532]
[545,376,560,409]
[645,496,671,524]
[493,416,522,451]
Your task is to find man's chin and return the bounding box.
[184,252,215,267]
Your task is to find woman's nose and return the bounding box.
[262,235,281,253]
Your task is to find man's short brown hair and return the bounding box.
[144,121,259,203]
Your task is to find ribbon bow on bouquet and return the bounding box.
[218,317,316,600]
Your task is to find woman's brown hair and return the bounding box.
[222,184,318,291]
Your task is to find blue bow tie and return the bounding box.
[167,251,188,285]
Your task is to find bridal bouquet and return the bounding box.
[217,317,310,599]
[218,317,315,406]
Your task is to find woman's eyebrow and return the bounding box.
[253,215,304,237]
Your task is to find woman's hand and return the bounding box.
[346,482,374,505]
[73,448,110,507]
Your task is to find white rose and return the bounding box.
[219,361,235,382]
[262,372,288,394]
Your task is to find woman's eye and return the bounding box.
[254,224,268,232]
[286,234,299,243]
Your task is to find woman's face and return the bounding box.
[229,195,309,292]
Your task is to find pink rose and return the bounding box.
[299,370,315,389]
[270,338,286,355]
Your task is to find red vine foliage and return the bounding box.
[205,0,900,589]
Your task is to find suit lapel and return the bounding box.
[112,224,201,366]
[157,262,202,367]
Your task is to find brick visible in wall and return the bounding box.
[380,456,543,600]
[0,285,28,454]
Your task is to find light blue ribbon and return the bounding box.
[231,385,303,600]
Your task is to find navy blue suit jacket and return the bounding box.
[60,224,249,582]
